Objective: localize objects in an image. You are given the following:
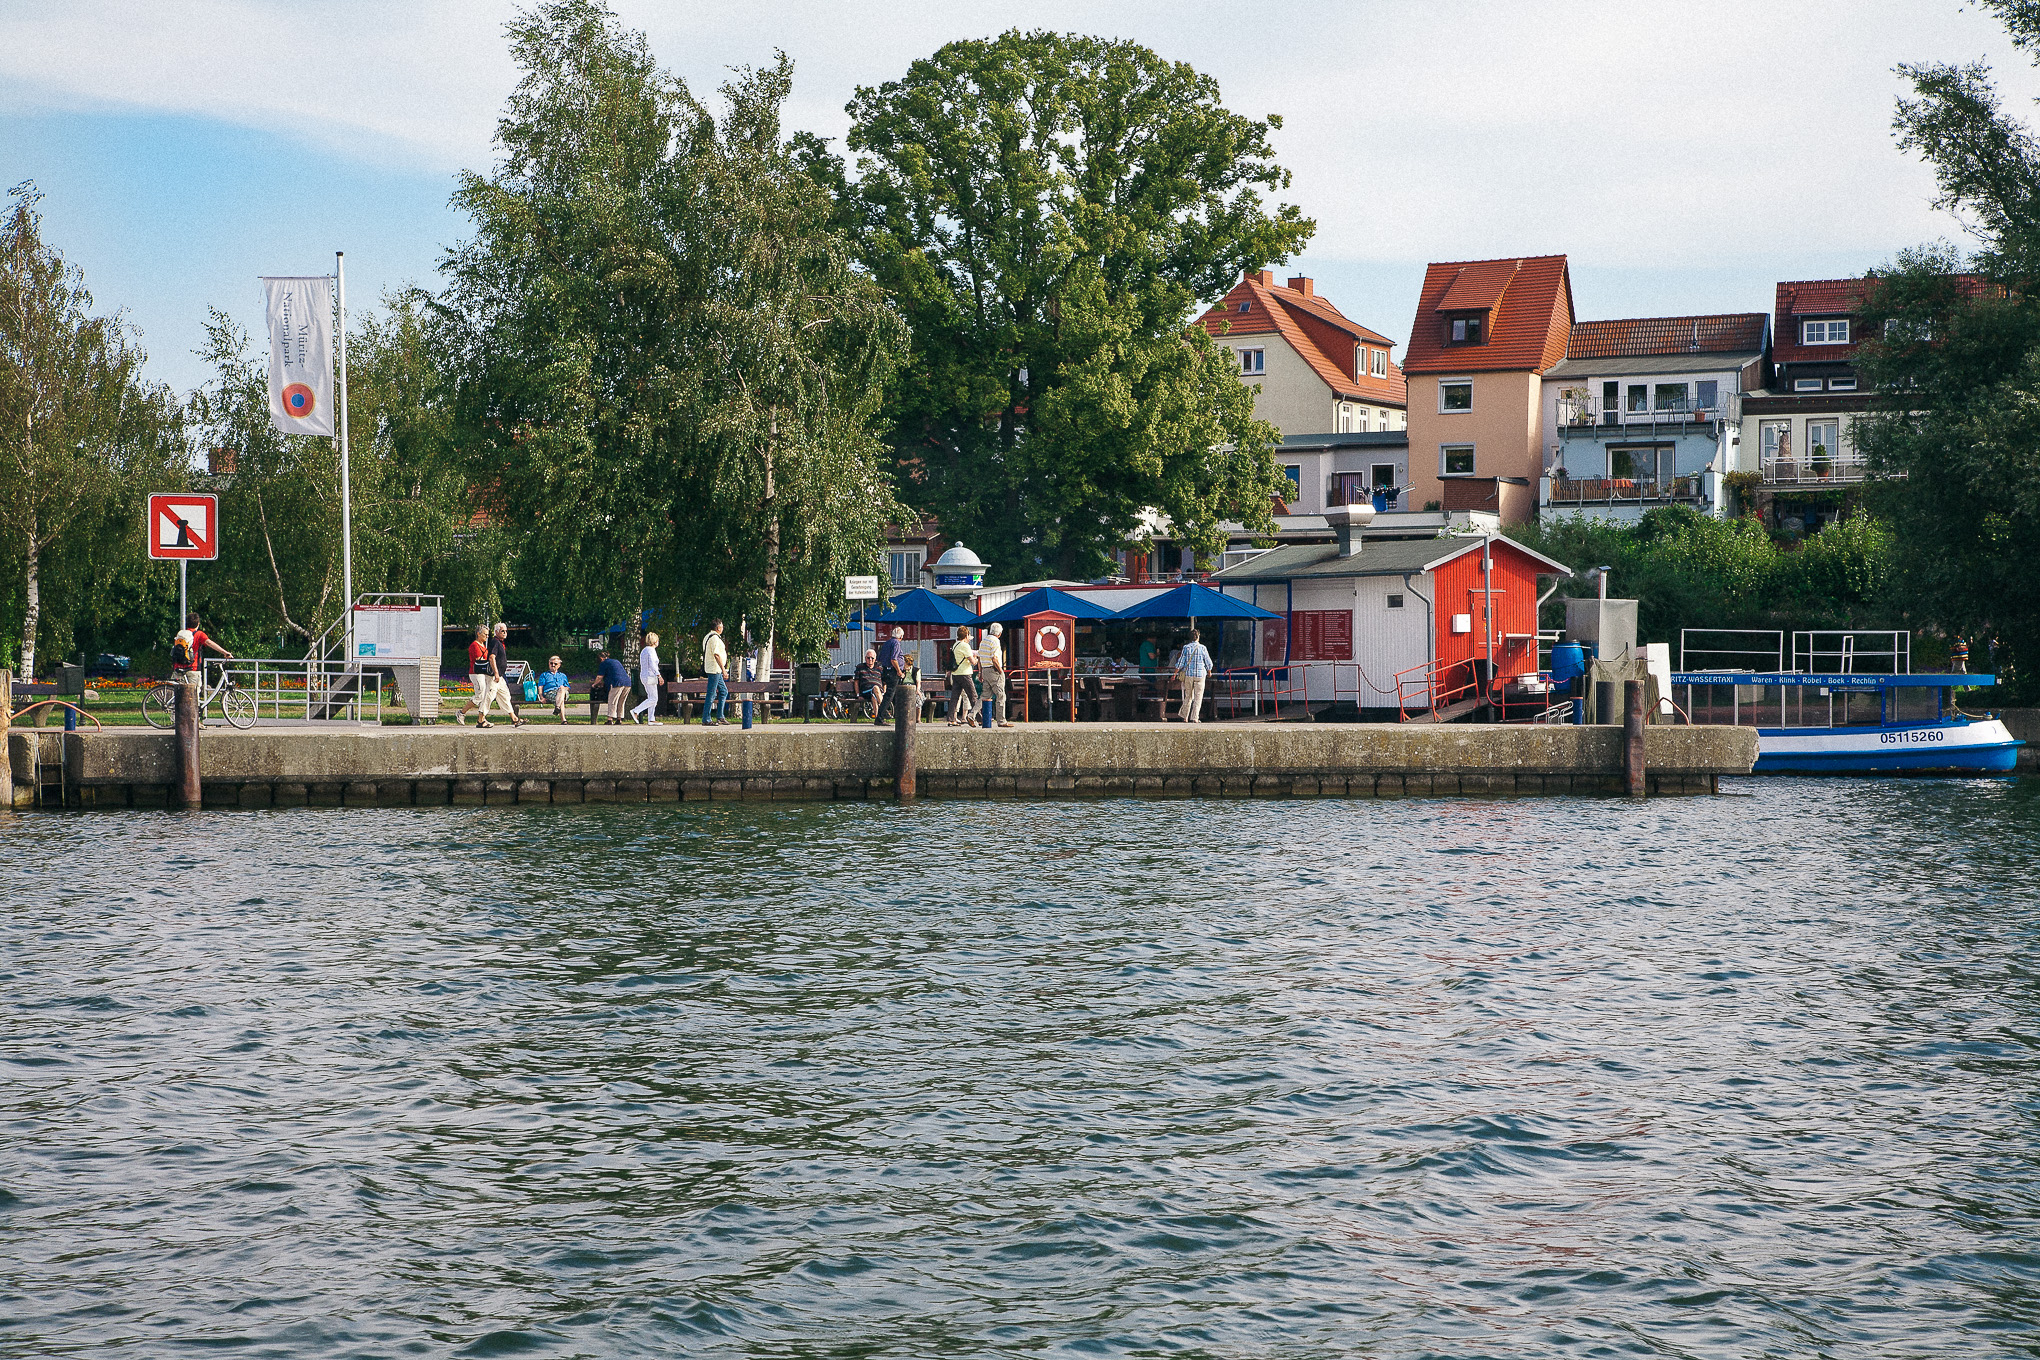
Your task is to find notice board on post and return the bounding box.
[352,601,442,661]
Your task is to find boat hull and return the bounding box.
[1754,719,2023,775]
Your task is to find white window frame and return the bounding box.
[1374,350,1388,377]
[1805,420,1841,459]
[1794,377,1823,393]
[1439,378,1473,413]
[1827,376,1858,392]
[1802,318,1851,345]
[1239,347,1265,375]
[887,549,925,587]
[1441,444,1476,476]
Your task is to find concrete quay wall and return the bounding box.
[2001,709,2039,774]
[9,722,1754,809]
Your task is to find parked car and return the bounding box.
[85,653,130,678]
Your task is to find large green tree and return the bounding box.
[1850,0,2040,695]
[0,183,186,678]
[440,0,902,668]
[832,30,1309,581]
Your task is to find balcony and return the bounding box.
[1556,393,1739,437]
[1759,453,1869,485]
[1544,472,1712,506]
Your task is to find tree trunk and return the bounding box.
[623,564,645,665]
[20,505,37,682]
[758,410,779,688]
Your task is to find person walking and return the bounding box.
[978,621,1013,727]
[631,632,664,724]
[537,655,571,721]
[487,622,526,727]
[875,626,909,726]
[946,626,978,726]
[597,649,632,724]
[701,620,730,726]
[1174,627,1214,723]
[456,625,492,725]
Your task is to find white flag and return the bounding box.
[261,276,335,437]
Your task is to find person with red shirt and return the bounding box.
[455,625,495,727]
[172,612,232,685]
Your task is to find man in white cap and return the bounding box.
[977,620,1013,727]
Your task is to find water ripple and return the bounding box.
[3,777,2039,1356]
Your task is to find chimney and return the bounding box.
[1251,269,1274,287]
[1325,503,1375,557]
[1286,276,1314,297]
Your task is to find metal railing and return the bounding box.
[1760,453,1870,484]
[225,658,385,724]
[1557,393,1741,432]
[1547,474,1709,504]
[1792,630,1910,675]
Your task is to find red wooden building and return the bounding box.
[1211,508,1572,715]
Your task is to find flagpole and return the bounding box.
[336,251,353,666]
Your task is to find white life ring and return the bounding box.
[1034,622,1067,662]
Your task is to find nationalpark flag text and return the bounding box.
[261,276,335,437]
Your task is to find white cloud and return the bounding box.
[6,0,2037,351]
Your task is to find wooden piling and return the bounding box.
[893,682,919,803]
[1622,679,1646,798]
[0,668,12,809]
[175,680,201,810]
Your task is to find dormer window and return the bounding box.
[1802,318,1850,345]
[1372,348,1387,377]
[1447,314,1484,345]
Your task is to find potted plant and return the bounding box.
[1809,442,1832,480]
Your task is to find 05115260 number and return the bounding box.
[1879,728,1945,745]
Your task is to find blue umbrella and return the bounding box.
[863,587,981,627]
[976,587,1122,625]
[1111,582,1281,621]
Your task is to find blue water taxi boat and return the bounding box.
[1668,670,2022,774]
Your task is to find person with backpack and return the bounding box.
[171,612,232,685]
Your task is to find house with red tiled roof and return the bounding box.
[1735,279,1881,536]
[1197,271,1407,430]
[1401,256,1574,524]
[1539,312,1769,524]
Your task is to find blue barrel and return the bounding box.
[1550,642,1588,684]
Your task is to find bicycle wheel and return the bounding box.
[142,683,177,729]
[221,685,257,730]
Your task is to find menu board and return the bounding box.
[1285,610,1354,662]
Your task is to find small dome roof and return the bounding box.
[932,542,983,569]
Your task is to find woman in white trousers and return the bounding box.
[631,632,663,725]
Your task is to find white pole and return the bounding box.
[179,561,187,632]
[336,250,353,667]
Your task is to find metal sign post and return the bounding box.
[336,251,354,669]
[147,492,219,635]
[845,574,879,649]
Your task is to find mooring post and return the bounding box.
[0,667,13,809]
[175,680,201,810]
[1622,678,1646,799]
[893,681,919,803]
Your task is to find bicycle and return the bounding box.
[143,661,256,730]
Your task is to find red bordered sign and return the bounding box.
[147,493,219,560]
[1025,611,1074,669]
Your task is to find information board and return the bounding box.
[352,602,441,661]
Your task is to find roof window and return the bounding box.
[1802,318,1850,345]
[1237,301,1251,313]
[1447,314,1484,345]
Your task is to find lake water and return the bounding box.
[4,779,2039,1358]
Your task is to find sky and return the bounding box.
[3,0,2036,397]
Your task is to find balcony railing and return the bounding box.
[1545,474,1710,504]
[1556,393,1740,434]
[1760,453,1869,485]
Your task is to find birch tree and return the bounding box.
[442,1,903,667]
[0,183,181,678]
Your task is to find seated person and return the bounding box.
[853,648,882,714]
[537,655,571,721]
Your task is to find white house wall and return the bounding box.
[1229,574,1431,705]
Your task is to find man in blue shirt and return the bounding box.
[596,650,632,725]
[1174,628,1214,723]
[536,654,572,722]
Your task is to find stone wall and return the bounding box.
[8,722,1755,809]
[2000,709,2039,774]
